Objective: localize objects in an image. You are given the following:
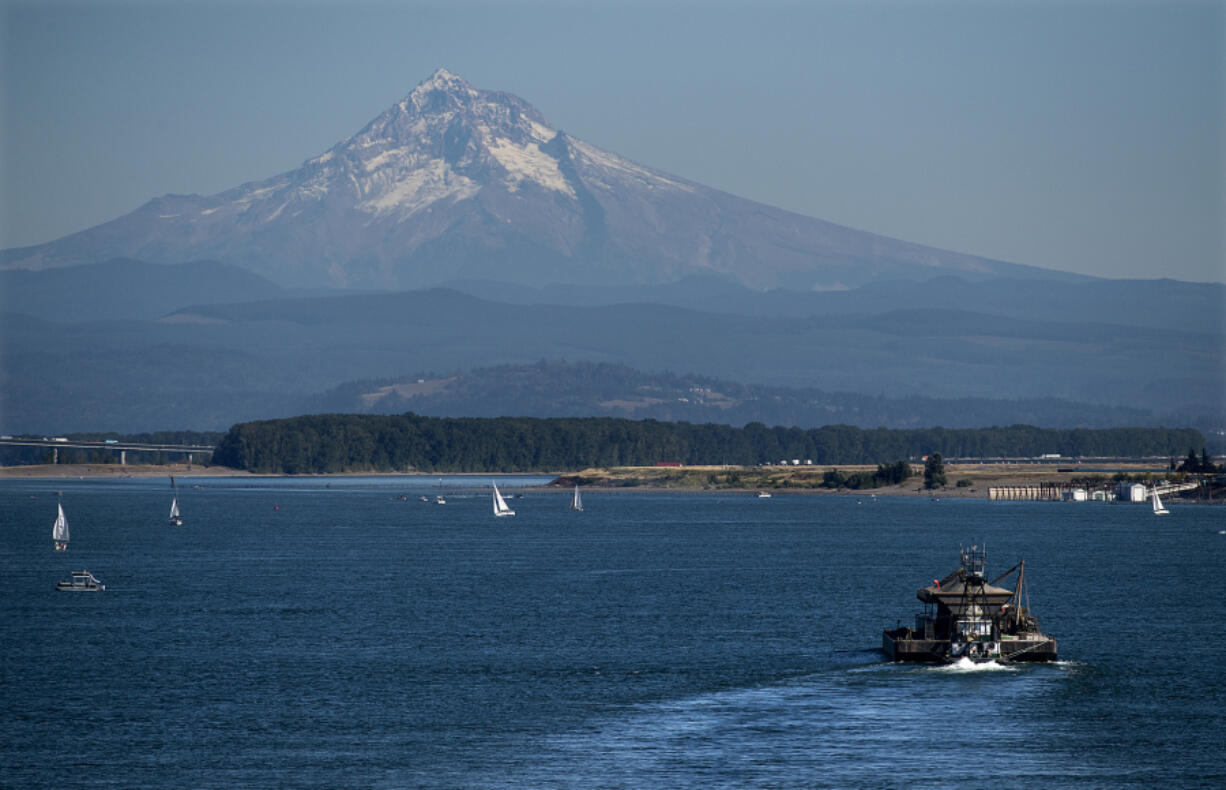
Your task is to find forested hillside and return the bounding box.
[311,361,1171,430]
[210,413,1204,474]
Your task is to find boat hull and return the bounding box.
[882,629,1057,663]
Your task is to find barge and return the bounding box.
[883,544,1057,663]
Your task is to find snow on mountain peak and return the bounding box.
[408,67,476,105]
[187,71,697,227]
[332,70,575,208]
[424,67,465,87]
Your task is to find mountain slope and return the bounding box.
[2,70,1078,291]
[310,361,1160,431]
[441,275,1225,335]
[3,288,1220,433]
[0,258,285,321]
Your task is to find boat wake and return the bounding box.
[934,656,1016,673]
[489,662,1069,788]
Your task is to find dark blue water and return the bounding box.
[3,477,1224,788]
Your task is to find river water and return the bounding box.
[2,476,1223,788]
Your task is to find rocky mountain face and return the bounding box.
[2,70,1068,291]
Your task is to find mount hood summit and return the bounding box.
[2,69,1059,290]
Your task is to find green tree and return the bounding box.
[924,452,947,489]
[208,415,1208,475]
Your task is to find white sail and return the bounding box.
[169,476,183,524]
[492,482,515,517]
[1151,489,1169,515]
[52,502,69,545]
[571,485,583,511]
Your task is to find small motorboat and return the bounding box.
[56,570,105,592]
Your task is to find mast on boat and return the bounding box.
[952,542,993,654]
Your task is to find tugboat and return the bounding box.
[882,544,1057,663]
[56,570,105,592]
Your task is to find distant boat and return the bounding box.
[570,485,583,512]
[492,482,515,517]
[56,569,104,592]
[169,477,183,526]
[52,497,69,551]
[1151,489,1169,516]
[756,491,772,498]
[436,478,446,505]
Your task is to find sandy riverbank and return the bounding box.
[553,462,1178,498]
[0,463,249,479]
[1,461,1182,500]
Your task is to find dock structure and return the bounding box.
[988,483,1066,501]
[1152,481,1200,497]
[990,479,1204,502]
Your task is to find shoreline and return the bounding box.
[0,464,557,480]
[1,462,1204,501]
[0,463,247,479]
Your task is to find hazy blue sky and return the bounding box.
[2,0,1222,282]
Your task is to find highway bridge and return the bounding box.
[0,437,214,464]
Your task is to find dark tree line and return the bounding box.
[822,460,912,490]
[1177,448,1219,474]
[209,413,1206,474]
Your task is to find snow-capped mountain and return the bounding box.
[1,69,1065,290]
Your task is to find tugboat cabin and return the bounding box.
[914,572,1015,645]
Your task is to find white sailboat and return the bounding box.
[169,476,183,525]
[52,498,69,551]
[492,481,515,517]
[570,485,583,512]
[1151,488,1169,516]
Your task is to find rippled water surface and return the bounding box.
[2,477,1223,787]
